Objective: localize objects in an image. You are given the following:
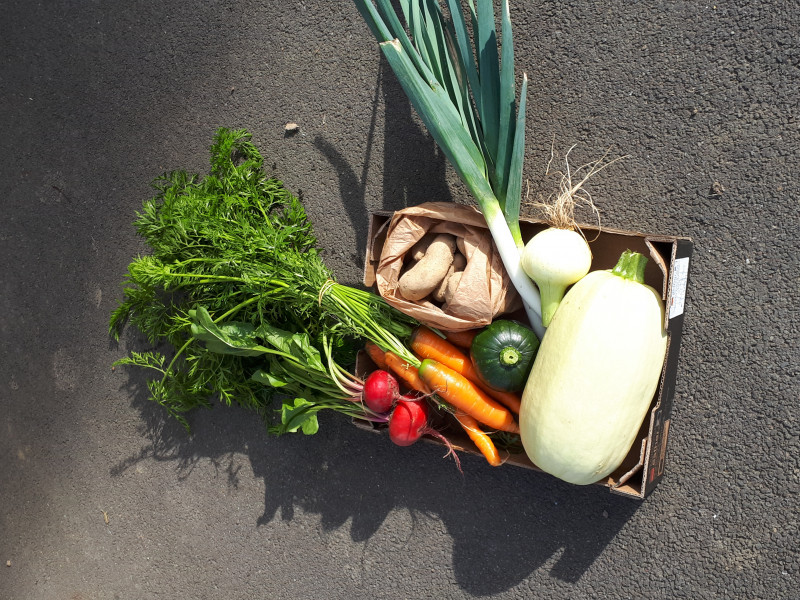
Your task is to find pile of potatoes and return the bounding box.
[397,233,466,311]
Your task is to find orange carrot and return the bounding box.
[384,351,431,395]
[411,326,521,412]
[454,412,503,467]
[411,326,480,381]
[364,341,388,370]
[442,328,483,350]
[486,388,522,414]
[417,359,519,434]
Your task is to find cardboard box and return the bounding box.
[359,208,692,499]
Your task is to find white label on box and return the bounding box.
[668,257,690,319]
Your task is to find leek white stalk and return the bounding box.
[480,194,545,338]
[352,0,544,338]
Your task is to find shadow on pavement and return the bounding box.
[110,378,639,593]
[313,58,454,271]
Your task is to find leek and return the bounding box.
[352,0,545,339]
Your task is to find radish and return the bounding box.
[388,395,430,446]
[521,146,626,328]
[363,369,401,413]
[388,395,463,472]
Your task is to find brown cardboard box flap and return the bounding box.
[375,202,519,331]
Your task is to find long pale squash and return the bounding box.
[519,250,668,485]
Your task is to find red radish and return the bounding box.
[388,395,431,446]
[388,396,463,473]
[363,369,400,413]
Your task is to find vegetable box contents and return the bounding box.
[111,0,694,500]
[363,209,693,499]
[110,127,691,500]
[350,0,691,498]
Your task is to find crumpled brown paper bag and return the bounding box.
[375,202,520,331]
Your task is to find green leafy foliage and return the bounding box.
[352,0,528,244]
[110,128,323,428]
[277,398,321,435]
[111,128,412,432]
[189,307,268,357]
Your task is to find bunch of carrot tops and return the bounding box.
[110,128,414,433]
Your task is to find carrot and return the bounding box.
[364,341,388,370]
[411,326,480,381]
[384,351,431,395]
[442,328,483,350]
[454,412,503,467]
[411,326,521,413]
[417,359,519,434]
[484,389,521,414]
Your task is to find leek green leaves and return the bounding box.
[352,1,544,336]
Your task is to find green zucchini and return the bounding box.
[519,250,669,485]
[470,320,539,393]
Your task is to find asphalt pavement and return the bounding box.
[1,1,798,598]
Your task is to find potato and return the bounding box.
[432,252,467,303]
[443,271,463,306]
[432,266,454,303]
[456,236,467,257]
[452,252,467,272]
[398,234,456,301]
[409,234,436,262]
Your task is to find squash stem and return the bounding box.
[611,250,648,284]
[499,346,520,366]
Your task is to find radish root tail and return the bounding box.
[424,427,463,474]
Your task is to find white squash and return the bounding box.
[519,250,668,485]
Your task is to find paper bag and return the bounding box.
[375,202,520,331]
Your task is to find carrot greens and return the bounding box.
[110,128,415,432]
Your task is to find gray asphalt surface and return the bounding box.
[1,1,798,598]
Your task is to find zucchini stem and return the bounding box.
[499,346,520,366]
[611,250,648,284]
